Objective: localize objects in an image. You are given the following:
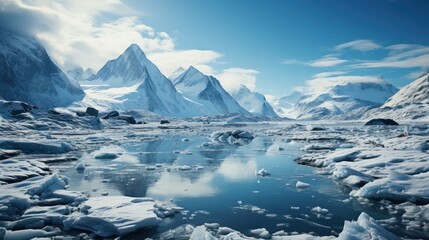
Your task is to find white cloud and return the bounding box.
[216,68,259,91]
[147,50,222,76]
[335,40,382,52]
[264,94,278,104]
[305,75,385,95]
[353,45,429,69]
[310,57,348,67]
[282,59,303,65]
[218,158,257,181]
[312,71,347,78]
[0,0,222,75]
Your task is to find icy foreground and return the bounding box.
[0,112,428,238]
[0,174,177,238]
[184,212,399,239]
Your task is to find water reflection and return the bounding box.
[218,157,257,181]
[61,134,376,237]
[147,172,218,199]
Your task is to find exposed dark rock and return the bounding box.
[76,111,88,117]
[10,109,26,115]
[12,112,34,120]
[160,120,170,124]
[86,107,99,117]
[365,119,399,126]
[118,115,137,124]
[8,102,32,115]
[308,126,326,131]
[102,111,120,119]
[0,149,20,160]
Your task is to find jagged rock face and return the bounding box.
[171,66,248,115]
[0,31,84,108]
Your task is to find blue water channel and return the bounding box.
[59,135,388,238]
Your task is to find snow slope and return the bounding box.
[289,81,398,120]
[362,73,429,120]
[0,31,85,108]
[81,44,203,116]
[268,91,302,117]
[66,67,94,81]
[171,66,248,115]
[230,85,278,117]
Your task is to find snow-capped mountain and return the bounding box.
[384,73,429,107]
[289,80,398,120]
[362,73,429,120]
[67,67,95,81]
[268,91,303,117]
[168,67,186,81]
[230,85,278,117]
[0,31,85,108]
[171,66,248,115]
[82,44,202,116]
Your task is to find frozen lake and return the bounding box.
[54,134,388,238]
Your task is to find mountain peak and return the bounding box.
[186,65,203,75]
[177,66,207,81]
[169,67,186,81]
[124,43,146,59]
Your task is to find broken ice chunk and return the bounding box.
[255,168,270,177]
[296,181,310,189]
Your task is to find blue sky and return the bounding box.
[1,0,429,97]
[126,0,429,95]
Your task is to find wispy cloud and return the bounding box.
[305,75,386,95]
[312,71,347,78]
[282,59,303,65]
[148,50,222,76]
[216,68,259,91]
[353,45,429,69]
[405,70,424,80]
[335,40,382,52]
[310,57,348,67]
[282,57,347,67]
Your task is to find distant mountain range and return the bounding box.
[291,81,398,120]
[1,29,427,120]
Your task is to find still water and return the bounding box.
[58,135,386,238]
